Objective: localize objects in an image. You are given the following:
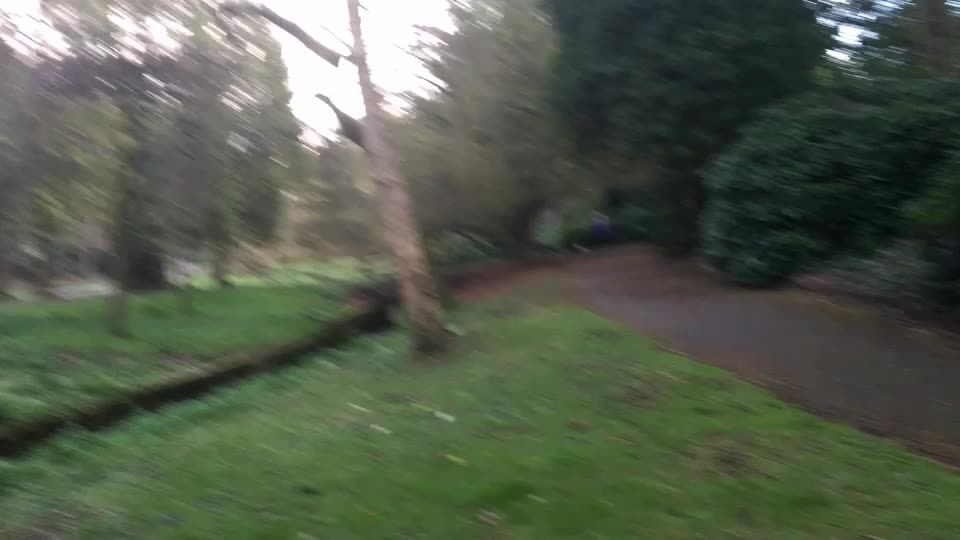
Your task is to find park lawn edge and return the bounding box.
[1,295,959,539]
[0,300,388,457]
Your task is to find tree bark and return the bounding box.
[105,101,164,337]
[923,0,951,75]
[212,243,233,288]
[347,0,447,354]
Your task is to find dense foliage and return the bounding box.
[0,0,300,298]
[697,1,960,312]
[398,0,577,250]
[545,0,829,249]
[295,141,380,257]
[703,79,960,286]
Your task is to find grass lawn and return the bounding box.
[190,257,390,289]
[0,285,343,425]
[1,288,959,539]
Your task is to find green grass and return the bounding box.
[0,285,343,425]
[1,292,959,539]
[190,257,390,289]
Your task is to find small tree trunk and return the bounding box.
[106,291,130,337]
[33,201,59,297]
[207,199,234,288]
[347,0,447,354]
[212,244,232,288]
[106,251,131,337]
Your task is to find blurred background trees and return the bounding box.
[698,0,960,313]
[545,0,829,252]
[397,0,574,253]
[2,0,960,322]
[0,1,300,324]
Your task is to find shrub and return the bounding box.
[703,79,960,286]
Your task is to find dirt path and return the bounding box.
[471,246,960,465]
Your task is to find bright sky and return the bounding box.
[0,0,452,136]
[265,0,451,136]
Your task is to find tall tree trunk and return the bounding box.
[108,178,134,337]
[347,0,447,354]
[205,178,233,288]
[106,103,153,336]
[924,0,951,74]
[113,102,168,296]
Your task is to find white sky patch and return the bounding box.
[835,23,863,46]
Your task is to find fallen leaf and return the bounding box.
[445,454,468,466]
[434,411,456,423]
[444,323,467,336]
[476,510,503,526]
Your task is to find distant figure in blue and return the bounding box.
[590,211,614,245]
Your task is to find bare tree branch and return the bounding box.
[316,25,355,55]
[218,2,346,67]
[315,93,366,150]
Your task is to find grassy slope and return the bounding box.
[2,295,959,539]
[0,285,339,424]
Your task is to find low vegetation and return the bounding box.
[0,284,341,425]
[2,289,958,539]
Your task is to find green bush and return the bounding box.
[703,79,960,286]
